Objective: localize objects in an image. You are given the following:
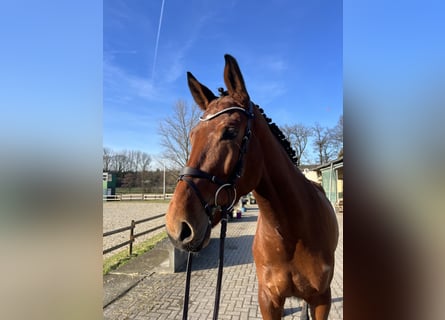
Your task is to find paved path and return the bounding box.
[104,208,343,319]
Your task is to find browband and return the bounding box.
[200,106,253,122]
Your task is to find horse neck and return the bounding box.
[253,118,315,231]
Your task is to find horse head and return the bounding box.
[165,55,262,252]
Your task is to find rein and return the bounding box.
[179,102,254,320]
[183,210,228,320]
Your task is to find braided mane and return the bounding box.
[255,104,299,166]
[217,88,298,166]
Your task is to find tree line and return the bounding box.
[281,116,343,166]
[103,148,178,193]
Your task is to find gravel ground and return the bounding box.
[103,201,170,259]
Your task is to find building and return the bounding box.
[301,158,343,214]
[315,157,343,213]
[103,172,116,197]
[299,164,320,183]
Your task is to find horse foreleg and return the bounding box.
[257,283,285,320]
[309,287,332,320]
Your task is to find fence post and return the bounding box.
[129,220,135,255]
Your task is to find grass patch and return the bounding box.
[103,231,168,275]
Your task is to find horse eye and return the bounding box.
[221,127,238,140]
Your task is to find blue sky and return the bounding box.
[1,3,444,317]
[103,0,343,162]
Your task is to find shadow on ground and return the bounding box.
[178,234,255,271]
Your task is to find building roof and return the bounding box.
[314,156,343,171]
[298,164,320,171]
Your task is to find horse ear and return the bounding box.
[223,54,250,105]
[187,72,217,111]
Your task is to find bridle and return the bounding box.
[178,101,254,320]
[178,102,254,224]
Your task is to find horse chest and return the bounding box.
[253,223,300,263]
[253,230,332,298]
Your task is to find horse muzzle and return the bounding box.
[166,218,212,252]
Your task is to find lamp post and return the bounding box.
[163,162,166,200]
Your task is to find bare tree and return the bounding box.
[330,115,343,158]
[103,147,113,172]
[111,152,128,172]
[126,149,137,172]
[158,100,200,168]
[281,124,313,166]
[138,151,151,172]
[312,123,334,165]
[136,151,151,190]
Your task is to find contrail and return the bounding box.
[151,0,165,81]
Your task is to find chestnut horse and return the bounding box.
[165,55,339,320]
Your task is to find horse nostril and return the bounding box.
[179,222,193,242]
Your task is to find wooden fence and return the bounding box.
[103,213,166,255]
[103,193,173,201]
